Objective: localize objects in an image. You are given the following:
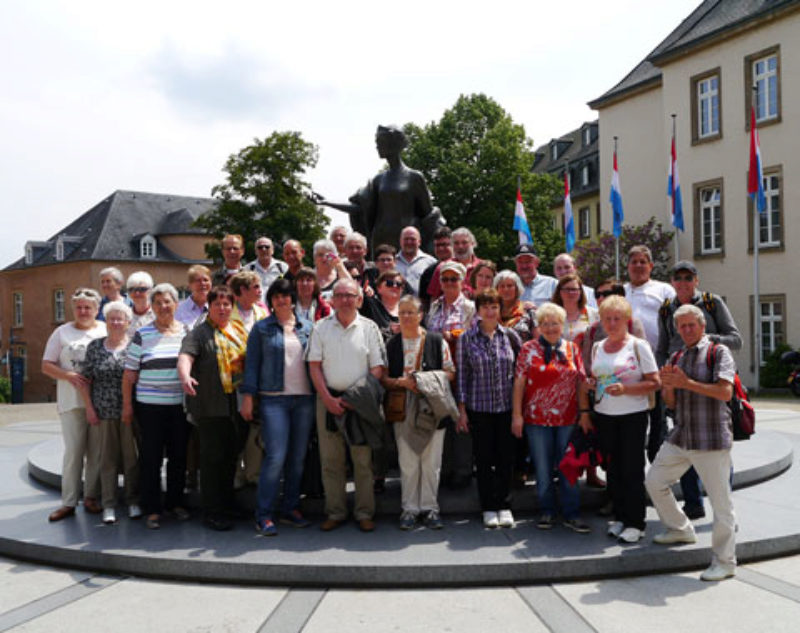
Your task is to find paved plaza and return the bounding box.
[1,401,799,632]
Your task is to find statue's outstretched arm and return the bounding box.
[308,191,359,215]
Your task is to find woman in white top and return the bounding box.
[42,288,107,522]
[590,296,660,544]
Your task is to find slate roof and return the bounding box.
[589,0,800,108]
[6,190,216,270]
[533,121,599,174]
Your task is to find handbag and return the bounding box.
[384,331,426,423]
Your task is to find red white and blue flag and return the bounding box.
[667,134,684,231]
[609,150,624,238]
[564,172,575,252]
[748,106,767,214]
[512,187,533,244]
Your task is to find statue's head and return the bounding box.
[376,124,407,157]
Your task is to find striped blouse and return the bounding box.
[124,323,188,405]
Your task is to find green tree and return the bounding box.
[195,131,329,262]
[402,94,562,270]
[572,218,675,288]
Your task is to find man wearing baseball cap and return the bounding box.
[514,244,557,305]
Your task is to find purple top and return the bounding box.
[455,323,520,413]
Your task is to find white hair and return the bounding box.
[452,227,477,247]
[99,267,124,284]
[344,232,367,248]
[313,239,336,259]
[102,300,133,321]
[493,270,524,298]
[126,271,154,290]
[149,283,179,303]
[674,304,706,326]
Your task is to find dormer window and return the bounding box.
[583,127,591,146]
[551,143,558,161]
[25,245,33,265]
[140,234,157,259]
[582,164,590,186]
[55,239,64,261]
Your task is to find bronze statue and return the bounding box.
[312,125,445,254]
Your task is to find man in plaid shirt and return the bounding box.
[645,304,737,581]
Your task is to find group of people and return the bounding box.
[43,225,743,581]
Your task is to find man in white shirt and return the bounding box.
[624,245,675,350]
[516,243,557,305]
[553,252,597,308]
[247,236,287,299]
[394,226,436,295]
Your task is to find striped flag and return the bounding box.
[609,149,624,238]
[667,134,684,231]
[748,106,767,214]
[564,172,575,253]
[512,187,533,244]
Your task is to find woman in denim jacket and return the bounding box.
[240,279,314,536]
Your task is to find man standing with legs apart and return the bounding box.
[646,304,737,581]
[307,279,386,532]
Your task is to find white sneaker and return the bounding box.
[102,508,116,524]
[618,527,643,543]
[700,563,735,581]
[653,528,697,545]
[128,504,142,519]
[607,521,624,538]
[482,511,499,528]
[497,509,515,528]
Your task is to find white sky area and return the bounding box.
[0,0,700,267]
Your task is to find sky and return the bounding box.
[0,0,701,268]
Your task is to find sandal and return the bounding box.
[146,514,160,530]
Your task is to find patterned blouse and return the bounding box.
[80,337,127,419]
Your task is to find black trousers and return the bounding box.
[197,414,247,517]
[595,410,648,530]
[137,403,190,515]
[469,409,514,512]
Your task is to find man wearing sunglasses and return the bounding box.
[247,236,288,300]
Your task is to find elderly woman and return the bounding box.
[122,283,189,530]
[126,271,155,335]
[590,295,659,543]
[425,261,475,347]
[512,303,592,533]
[177,285,248,531]
[312,239,352,301]
[552,273,599,350]
[384,295,455,530]
[456,289,521,528]
[175,264,212,329]
[240,278,315,536]
[42,288,107,522]
[494,270,537,342]
[79,301,139,524]
[97,267,129,321]
[294,266,332,323]
[468,260,497,299]
[229,270,268,332]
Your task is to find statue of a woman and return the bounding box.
[312,125,445,254]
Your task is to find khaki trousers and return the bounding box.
[60,408,101,507]
[396,426,445,515]
[99,417,140,509]
[316,396,374,521]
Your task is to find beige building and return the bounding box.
[589,0,800,388]
[0,190,215,402]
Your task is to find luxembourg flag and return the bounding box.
[512,187,533,244]
[748,106,767,214]
[609,150,624,238]
[667,135,685,231]
[564,173,575,252]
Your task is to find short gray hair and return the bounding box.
[127,271,154,290]
[674,304,706,326]
[99,267,124,284]
[332,278,363,297]
[313,239,336,259]
[102,300,133,321]
[149,283,179,304]
[452,227,477,247]
[536,302,566,326]
[344,232,367,248]
[493,270,524,298]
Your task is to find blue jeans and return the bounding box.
[256,395,315,521]
[525,424,579,520]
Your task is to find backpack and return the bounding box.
[660,292,717,340]
[670,342,755,441]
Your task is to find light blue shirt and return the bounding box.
[521,274,558,305]
[395,250,436,295]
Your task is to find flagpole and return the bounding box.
[613,136,620,279]
[752,88,761,394]
[671,114,680,262]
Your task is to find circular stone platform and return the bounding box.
[0,424,797,588]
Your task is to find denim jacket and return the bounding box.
[240,314,313,394]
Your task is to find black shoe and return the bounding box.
[204,515,233,531]
[683,504,706,520]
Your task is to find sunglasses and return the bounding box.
[128,286,150,293]
[256,245,272,250]
[673,274,695,282]
[596,290,617,298]
[383,280,403,288]
[441,276,461,283]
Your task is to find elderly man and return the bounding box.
[247,237,288,298]
[329,225,349,258]
[553,253,596,308]
[515,243,557,304]
[646,304,737,581]
[212,234,246,286]
[343,232,375,278]
[624,245,675,350]
[307,279,386,532]
[97,267,131,321]
[656,259,742,519]
[452,227,482,293]
[395,226,436,294]
[282,239,306,283]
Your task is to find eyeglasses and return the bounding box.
[673,274,695,282]
[128,286,150,293]
[333,292,359,300]
[596,290,617,298]
[383,280,403,288]
[256,245,271,250]
[441,276,460,283]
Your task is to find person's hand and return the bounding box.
[389,322,400,334]
[181,376,198,396]
[661,365,688,389]
[86,406,100,426]
[324,394,346,416]
[456,411,470,433]
[605,382,625,397]
[363,285,375,298]
[239,396,253,421]
[578,413,594,433]
[67,372,89,390]
[397,375,417,393]
[511,413,524,438]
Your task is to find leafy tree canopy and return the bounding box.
[195,131,329,263]
[572,217,674,288]
[402,94,562,270]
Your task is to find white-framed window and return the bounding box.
[581,165,589,187]
[753,53,779,122]
[55,239,64,261]
[53,289,65,323]
[697,75,719,138]
[583,127,591,146]
[700,186,722,254]
[25,245,33,265]
[759,172,781,247]
[759,298,784,365]
[551,144,558,161]
[579,207,590,239]
[13,292,23,327]
[140,235,157,259]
